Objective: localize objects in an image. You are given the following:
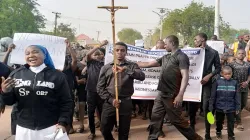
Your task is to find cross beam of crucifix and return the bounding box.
[98,0,128,129]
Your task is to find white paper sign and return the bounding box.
[135,40,144,48]
[105,45,205,102]
[10,33,66,70]
[207,40,224,54]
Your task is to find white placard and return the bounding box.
[207,40,224,54]
[105,45,205,102]
[10,33,66,70]
[135,39,144,48]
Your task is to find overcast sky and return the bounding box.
[37,0,250,41]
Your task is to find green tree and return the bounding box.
[0,0,46,38]
[117,28,143,45]
[147,1,230,46]
[41,23,76,41]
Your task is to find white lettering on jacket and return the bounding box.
[36,91,48,96]
[36,81,55,89]
[15,79,31,87]
[19,88,30,96]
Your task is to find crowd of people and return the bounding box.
[0,33,250,140]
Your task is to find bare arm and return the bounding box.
[86,40,108,61]
[178,69,189,95]
[65,40,77,72]
[137,60,160,68]
[2,44,15,64]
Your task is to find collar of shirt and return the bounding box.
[110,59,130,66]
[170,49,181,56]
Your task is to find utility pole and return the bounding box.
[98,0,128,130]
[96,31,100,41]
[147,29,153,47]
[214,0,220,38]
[153,8,168,39]
[52,12,61,35]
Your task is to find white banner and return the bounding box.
[207,40,224,54]
[105,45,205,102]
[10,33,67,70]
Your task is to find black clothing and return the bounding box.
[86,60,104,92]
[156,49,189,97]
[87,91,103,134]
[76,74,87,102]
[1,65,73,130]
[202,46,221,84]
[216,111,235,138]
[101,99,132,140]
[97,60,145,104]
[148,93,202,140]
[238,41,247,50]
[97,60,145,140]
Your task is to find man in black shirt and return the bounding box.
[97,42,145,140]
[189,33,221,140]
[86,40,108,140]
[137,35,202,140]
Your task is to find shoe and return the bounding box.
[159,130,166,138]
[205,134,212,140]
[216,132,222,139]
[68,128,75,134]
[88,134,96,140]
[228,136,235,140]
[236,124,244,131]
[76,127,84,133]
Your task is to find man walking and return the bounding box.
[137,35,203,140]
[97,42,145,140]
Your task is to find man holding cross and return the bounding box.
[97,42,145,140]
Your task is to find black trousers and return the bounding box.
[189,85,211,134]
[11,104,18,135]
[101,98,133,140]
[148,94,201,140]
[216,111,235,137]
[87,91,103,134]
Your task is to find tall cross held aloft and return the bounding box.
[98,0,128,129]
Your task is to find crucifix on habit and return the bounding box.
[98,0,128,129]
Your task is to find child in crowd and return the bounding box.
[227,56,235,64]
[229,49,250,131]
[209,66,240,140]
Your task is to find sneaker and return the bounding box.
[205,134,212,140]
[88,134,96,140]
[216,132,222,139]
[228,136,235,140]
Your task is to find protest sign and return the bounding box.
[10,33,66,70]
[207,40,224,54]
[105,45,205,102]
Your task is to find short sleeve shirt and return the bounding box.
[156,49,190,97]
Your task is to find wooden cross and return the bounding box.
[98,0,128,129]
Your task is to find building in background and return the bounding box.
[76,34,100,47]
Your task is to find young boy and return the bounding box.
[209,66,240,140]
[85,40,108,140]
[229,49,250,131]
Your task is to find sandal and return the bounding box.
[237,124,244,131]
[76,127,84,133]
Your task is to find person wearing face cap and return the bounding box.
[0,45,72,140]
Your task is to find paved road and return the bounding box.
[1,106,250,140]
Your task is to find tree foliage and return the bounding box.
[41,23,76,41]
[145,1,236,46]
[0,0,46,38]
[117,28,143,45]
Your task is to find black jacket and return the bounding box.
[209,76,240,113]
[1,65,73,130]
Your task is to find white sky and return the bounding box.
[37,0,250,41]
